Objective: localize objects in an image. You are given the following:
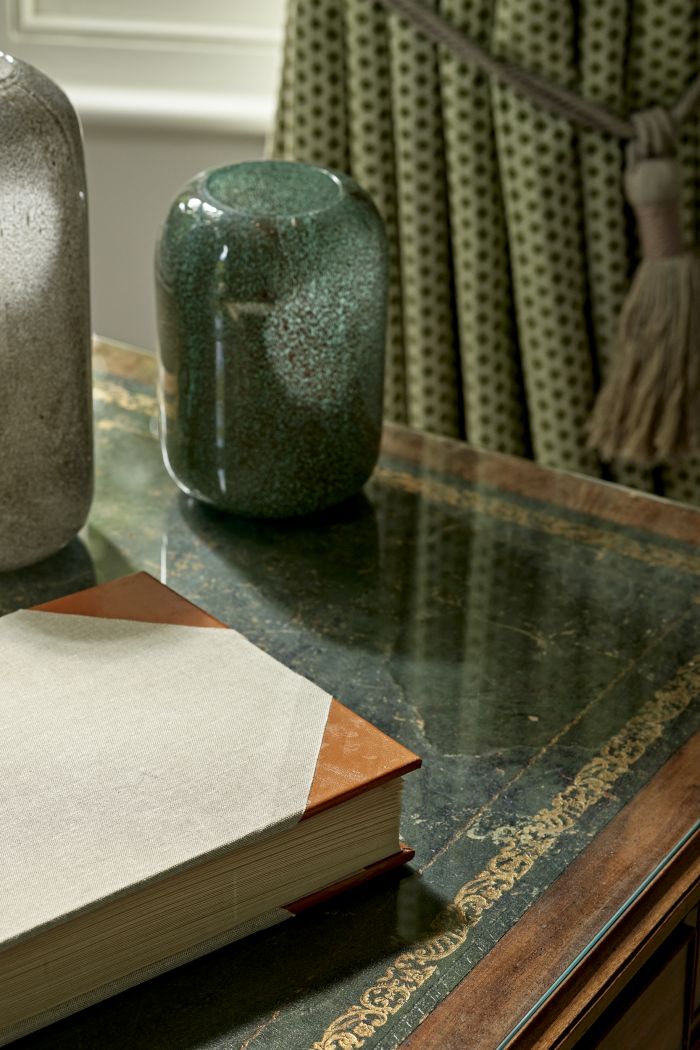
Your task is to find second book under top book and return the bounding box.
[0,572,420,1047]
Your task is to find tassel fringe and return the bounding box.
[588,251,700,466]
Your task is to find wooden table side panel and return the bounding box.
[403,731,700,1050]
[381,425,700,547]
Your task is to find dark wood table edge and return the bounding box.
[403,731,700,1050]
[525,834,700,1049]
[381,425,700,547]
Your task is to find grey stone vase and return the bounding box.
[0,54,93,571]
[155,160,388,518]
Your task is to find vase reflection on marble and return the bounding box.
[155,160,388,517]
[0,53,93,571]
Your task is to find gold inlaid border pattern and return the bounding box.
[311,657,700,1049]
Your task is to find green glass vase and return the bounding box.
[155,160,388,517]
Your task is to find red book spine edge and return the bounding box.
[284,845,415,914]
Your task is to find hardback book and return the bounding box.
[0,573,420,1046]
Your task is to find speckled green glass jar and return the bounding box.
[155,160,388,517]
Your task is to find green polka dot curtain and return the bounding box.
[271,0,700,501]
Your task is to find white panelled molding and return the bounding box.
[14,0,283,44]
[1,0,285,135]
[66,86,274,134]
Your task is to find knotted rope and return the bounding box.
[375,0,700,466]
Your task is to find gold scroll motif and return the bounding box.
[313,657,700,1049]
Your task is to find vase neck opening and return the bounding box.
[204,161,343,219]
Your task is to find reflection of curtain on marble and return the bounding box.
[271,0,700,502]
[371,467,661,765]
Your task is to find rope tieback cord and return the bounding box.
[376,0,700,137]
[376,0,700,468]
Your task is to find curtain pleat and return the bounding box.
[579,0,655,492]
[346,0,408,423]
[629,0,700,503]
[388,7,461,436]
[491,0,598,474]
[275,0,350,172]
[271,0,700,503]
[441,0,529,455]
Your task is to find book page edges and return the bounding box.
[34,572,422,819]
[285,845,414,913]
[0,848,414,1048]
[0,908,290,1048]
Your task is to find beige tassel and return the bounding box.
[588,108,700,467]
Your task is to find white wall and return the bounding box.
[83,126,263,351]
[0,0,285,350]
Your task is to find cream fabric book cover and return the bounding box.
[0,575,420,1047]
[0,610,331,949]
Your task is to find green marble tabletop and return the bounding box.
[4,342,700,1050]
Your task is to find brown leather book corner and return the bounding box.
[34,572,421,820]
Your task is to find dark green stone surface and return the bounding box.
[4,348,700,1049]
[155,160,387,518]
